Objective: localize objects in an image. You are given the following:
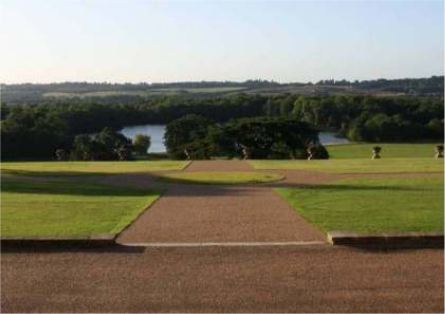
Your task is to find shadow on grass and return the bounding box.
[2,170,439,198]
[1,179,160,197]
[1,169,111,177]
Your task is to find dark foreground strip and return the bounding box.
[0,234,117,247]
[327,231,444,249]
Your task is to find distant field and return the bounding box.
[249,158,443,173]
[42,86,246,98]
[326,143,444,159]
[157,171,284,185]
[276,176,444,233]
[0,161,190,177]
[1,179,160,237]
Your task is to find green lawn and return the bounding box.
[1,179,160,237]
[0,160,190,177]
[327,143,443,159]
[249,158,443,173]
[276,176,444,233]
[157,171,284,185]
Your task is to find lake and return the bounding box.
[120,124,349,153]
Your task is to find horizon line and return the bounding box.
[1,74,443,86]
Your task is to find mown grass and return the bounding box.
[0,161,190,177]
[249,158,443,173]
[1,179,160,237]
[157,171,284,185]
[327,143,443,159]
[276,176,444,233]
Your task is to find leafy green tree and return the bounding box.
[133,134,151,155]
[165,114,215,159]
[71,134,96,160]
[209,117,320,159]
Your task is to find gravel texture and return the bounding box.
[1,245,443,313]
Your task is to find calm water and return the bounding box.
[120,124,349,153]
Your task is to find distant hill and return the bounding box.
[1,76,443,104]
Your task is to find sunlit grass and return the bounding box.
[249,158,443,173]
[1,179,160,237]
[276,176,444,233]
[0,160,190,177]
[326,143,443,159]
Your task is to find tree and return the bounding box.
[72,134,95,160]
[133,134,151,155]
[71,128,132,160]
[94,127,132,160]
[209,117,321,159]
[164,114,215,159]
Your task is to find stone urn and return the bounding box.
[435,145,444,159]
[372,146,381,159]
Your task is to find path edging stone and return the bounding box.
[1,233,117,247]
[327,231,444,249]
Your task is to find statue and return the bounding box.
[184,148,191,160]
[435,145,444,159]
[55,149,67,161]
[241,145,251,160]
[307,147,315,160]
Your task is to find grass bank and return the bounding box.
[0,160,190,177]
[249,158,443,173]
[326,143,443,159]
[276,176,444,233]
[1,179,160,237]
[157,171,284,185]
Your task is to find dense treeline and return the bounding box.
[316,75,444,94]
[1,76,442,104]
[0,80,278,104]
[1,93,443,160]
[269,95,444,142]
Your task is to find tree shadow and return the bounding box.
[1,179,161,197]
[1,169,110,178]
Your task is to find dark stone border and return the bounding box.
[1,233,117,247]
[327,231,444,249]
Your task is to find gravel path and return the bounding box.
[117,160,325,244]
[2,245,443,313]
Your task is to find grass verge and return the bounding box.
[157,171,284,185]
[249,158,443,173]
[0,160,190,177]
[326,143,443,159]
[1,179,160,238]
[276,176,444,233]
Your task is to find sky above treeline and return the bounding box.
[0,0,443,84]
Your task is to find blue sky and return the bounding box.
[0,0,443,83]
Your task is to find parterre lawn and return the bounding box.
[1,160,190,177]
[1,179,160,237]
[326,143,444,159]
[249,158,443,173]
[276,176,444,233]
